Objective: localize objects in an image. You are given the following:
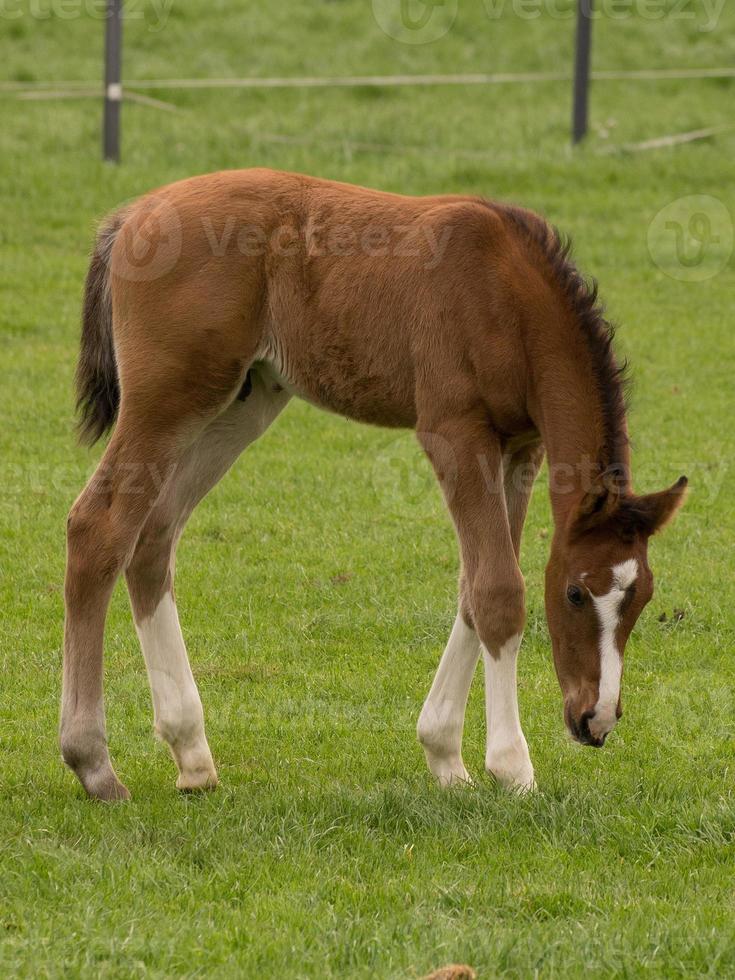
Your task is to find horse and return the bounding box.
[60,169,687,800]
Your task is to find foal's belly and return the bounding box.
[261,326,419,429]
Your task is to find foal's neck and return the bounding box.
[528,314,630,531]
[490,203,630,532]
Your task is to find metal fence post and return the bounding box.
[103,0,123,162]
[572,0,593,144]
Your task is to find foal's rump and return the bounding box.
[78,173,277,444]
[78,168,535,442]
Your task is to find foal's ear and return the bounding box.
[626,475,689,537]
[571,465,627,535]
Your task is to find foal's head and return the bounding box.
[545,470,688,747]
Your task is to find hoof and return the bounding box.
[81,766,131,802]
[176,767,218,792]
[498,775,537,795]
[61,729,129,802]
[486,762,536,794]
[423,750,474,789]
[486,741,536,794]
[436,766,474,789]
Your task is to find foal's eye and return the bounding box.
[566,585,585,608]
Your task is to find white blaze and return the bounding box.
[589,558,638,739]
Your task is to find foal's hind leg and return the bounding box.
[125,371,290,790]
[62,346,262,799]
[61,413,201,800]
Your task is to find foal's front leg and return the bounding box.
[417,416,535,792]
[482,634,534,792]
[417,606,480,786]
[479,443,543,791]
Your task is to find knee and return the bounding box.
[65,498,121,592]
[458,572,474,628]
[131,516,174,563]
[417,704,452,750]
[126,521,175,615]
[470,573,525,650]
[66,498,97,550]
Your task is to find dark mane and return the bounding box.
[493,203,631,475]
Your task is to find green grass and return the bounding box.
[1,2,734,976]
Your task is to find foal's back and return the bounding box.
[110,168,539,432]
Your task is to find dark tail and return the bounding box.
[75,212,126,446]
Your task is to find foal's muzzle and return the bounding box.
[565,705,608,748]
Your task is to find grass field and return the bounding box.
[1,2,734,976]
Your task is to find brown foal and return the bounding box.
[61,169,687,800]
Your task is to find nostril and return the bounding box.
[577,710,605,748]
[564,703,580,740]
[579,710,594,741]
